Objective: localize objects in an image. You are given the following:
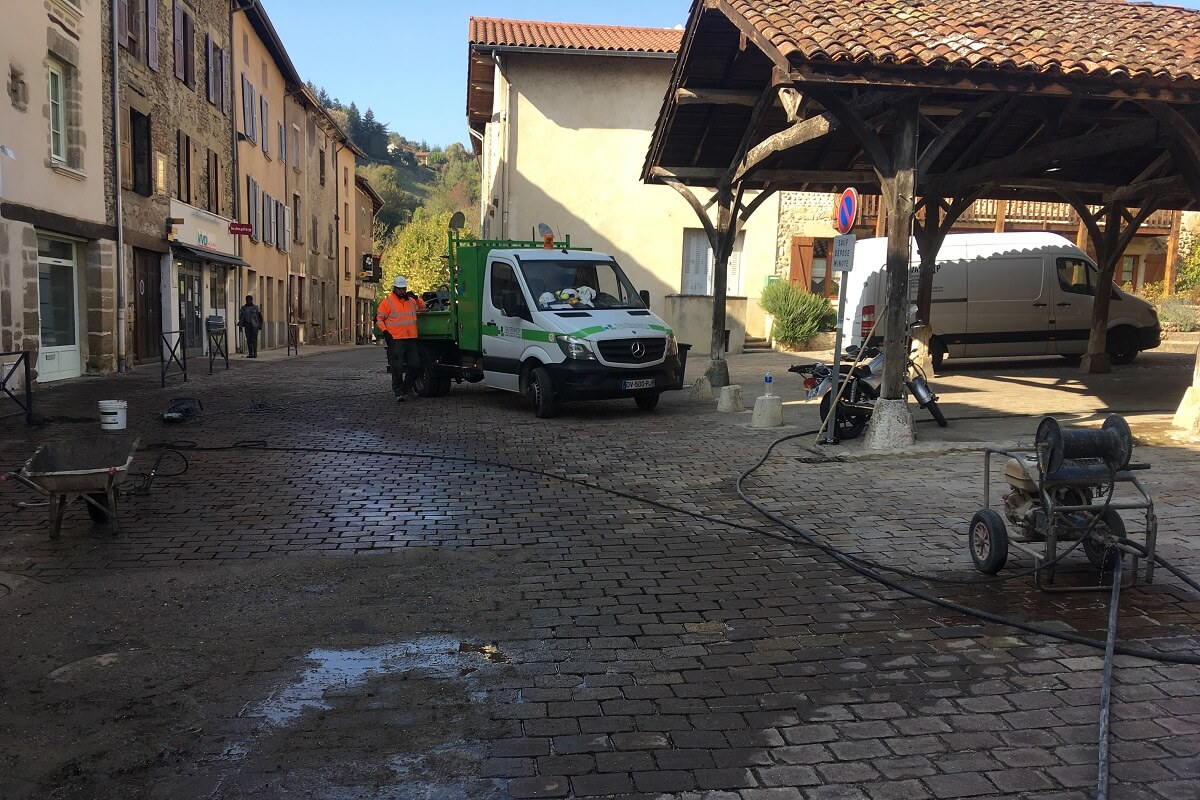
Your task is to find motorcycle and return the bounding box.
[788,345,947,440]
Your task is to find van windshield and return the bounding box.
[520,259,645,311]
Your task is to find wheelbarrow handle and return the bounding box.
[1,470,50,496]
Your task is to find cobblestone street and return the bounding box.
[1,345,1199,800]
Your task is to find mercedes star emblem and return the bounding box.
[630,341,646,358]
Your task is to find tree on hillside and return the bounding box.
[357,163,421,231]
[346,103,363,147]
[378,209,471,299]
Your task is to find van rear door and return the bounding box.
[963,255,1051,357]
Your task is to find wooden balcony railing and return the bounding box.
[856,196,1176,232]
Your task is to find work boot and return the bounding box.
[395,394,406,403]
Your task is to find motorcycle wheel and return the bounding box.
[927,399,948,428]
[819,379,874,440]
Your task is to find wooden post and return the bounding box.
[879,100,919,401]
[1164,211,1181,296]
[994,199,1007,233]
[707,190,734,387]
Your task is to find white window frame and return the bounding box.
[48,60,67,163]
[681,228,744,296]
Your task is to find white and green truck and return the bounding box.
[410,230,688,417]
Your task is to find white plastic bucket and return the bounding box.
[98,400,128,432]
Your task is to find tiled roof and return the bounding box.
[470,17,682,54]
[728,0,1200,82]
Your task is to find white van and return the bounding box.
[843,232,1161,367]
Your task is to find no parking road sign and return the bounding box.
[833,187,859,235]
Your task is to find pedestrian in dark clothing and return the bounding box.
[238,295,264,358]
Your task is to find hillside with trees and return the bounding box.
[307,85,481,299]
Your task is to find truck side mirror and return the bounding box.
[639,289,650,308]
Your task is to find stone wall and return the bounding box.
[775,191,840,278]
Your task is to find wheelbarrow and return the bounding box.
[2,435,140,537]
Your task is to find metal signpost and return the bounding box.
[821,189,859,445]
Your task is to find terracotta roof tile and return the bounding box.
[727,0,1200,82]
[469,17,682,54]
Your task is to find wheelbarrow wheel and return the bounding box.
[85,492,113,523]
[1082,509,1127,571]
[969,509,1009,575]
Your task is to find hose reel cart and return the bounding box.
[968,414,1157,591]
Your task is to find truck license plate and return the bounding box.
[621,378,655,390]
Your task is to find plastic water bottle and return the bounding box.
[764,371,773,396]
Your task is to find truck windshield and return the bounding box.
[521,259,645,311]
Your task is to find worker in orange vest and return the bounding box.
[376,275,426,401]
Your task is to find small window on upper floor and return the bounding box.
[319,150,326,186]
[48,59,67,163]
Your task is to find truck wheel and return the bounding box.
[1106,327,1139,365]
[635,393,660,411]
[528,366,556,418]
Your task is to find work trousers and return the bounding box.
[245,327,260,357]
[386,336,419,395]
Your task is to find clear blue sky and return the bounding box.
[268,0,1200,151]
[267,1,688,150]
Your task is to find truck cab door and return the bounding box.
[481,259,527,392]
[1051,256,1096,355]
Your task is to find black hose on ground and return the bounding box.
[1096,554,1123,800]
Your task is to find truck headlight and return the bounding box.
[665,333,678,355]
[557,336,596,360]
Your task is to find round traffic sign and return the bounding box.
[834,187,859,235]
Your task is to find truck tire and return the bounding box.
[635,393,660,411]
[528,366,556,418]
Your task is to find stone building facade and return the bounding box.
[107,0,239,366]
[354,173,383,343]
[2,0,116,385]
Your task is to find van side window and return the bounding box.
[491,262,518,309]
[1057,258,1096,296]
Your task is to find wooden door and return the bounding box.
[133,249,162,361]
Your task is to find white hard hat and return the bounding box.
[393,276,408,289]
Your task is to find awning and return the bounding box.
[172,243,246,268]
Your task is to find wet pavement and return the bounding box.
[1,342,1199,799]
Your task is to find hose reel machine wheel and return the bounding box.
[969,508,1009,575]
[1082,508,1128,571]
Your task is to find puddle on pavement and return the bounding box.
[252,635,510,726]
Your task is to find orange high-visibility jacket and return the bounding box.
[376,292,426,339]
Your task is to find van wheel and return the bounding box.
[635,393,660,411]
[1107,328,1139,365]
[528,366,557,418]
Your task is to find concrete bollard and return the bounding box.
[717,384,745,413]
[751,394,784,428]
[691,376,714,401]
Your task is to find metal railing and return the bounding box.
[287,323,300,355]
[159,330,187,388]
[0,351,34,423]
[857,195,1176,232]
[207,325,229,375]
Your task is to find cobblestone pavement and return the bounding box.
[1,345,1199,799]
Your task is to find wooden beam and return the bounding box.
[731,91,898,184]
[675,87,761,107]
[811,89,897,177]
[653,166,876,184]
[1143,101,1200,205]
[916,92,1011,178]
[931,118,1160,193]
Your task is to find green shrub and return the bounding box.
[760,280,835,347]
[1155,296,1200,332]
[1131,280,1167,304]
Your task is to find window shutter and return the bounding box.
[283,207,291,253]
[146,0,159,70]
[183,13,195,89]
[118,0,130,48]
[173,1,184,80]
[249,85,257,141]
[727,235,743,297]
[260,97,268,154]
[241,74,249,137]
[221,49,230,113]
[205,34,215,104]
[682,229,711,295]
[120,107,133,189]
